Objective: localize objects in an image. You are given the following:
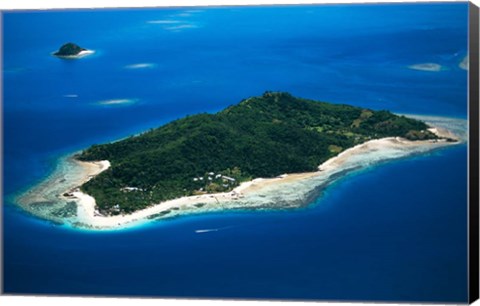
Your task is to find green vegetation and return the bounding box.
[77,92,437,215]
[54,42,86,56]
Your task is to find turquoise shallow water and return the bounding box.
[2,3,469,301]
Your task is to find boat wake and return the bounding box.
[195,226,234,234]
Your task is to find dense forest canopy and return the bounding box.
[77,92,436,214]
[54,42,86,56]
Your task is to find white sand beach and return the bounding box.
[17,159,109,207]
[53,49,95,59]
[18,115,466,230]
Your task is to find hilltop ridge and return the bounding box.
[76,92,438,215]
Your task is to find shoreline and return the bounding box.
[16,158,110,224]
[17,115,467,230]
[52,49,95,59]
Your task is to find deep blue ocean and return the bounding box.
[2,3,469,302]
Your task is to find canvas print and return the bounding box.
[1,2,474,303]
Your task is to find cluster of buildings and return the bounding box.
[193,172,236,183]
[120,187,144,192]
[192,172,237,190]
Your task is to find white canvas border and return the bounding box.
[0,1,478,306]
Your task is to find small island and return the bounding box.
[53,42,94,59]
[17,92,463,229]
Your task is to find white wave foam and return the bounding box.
[147,20,181,24]
[124,63,156,69]
[164,24,199,31]
[408,63,443,72]
[175,13,192,17]
[98,98,137,106]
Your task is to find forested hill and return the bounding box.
[77,92,436,214]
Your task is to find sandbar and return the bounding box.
[408,63,443,72]
[98,98,137,106]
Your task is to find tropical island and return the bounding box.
[53,42,94,58]
[17,92,463,229]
